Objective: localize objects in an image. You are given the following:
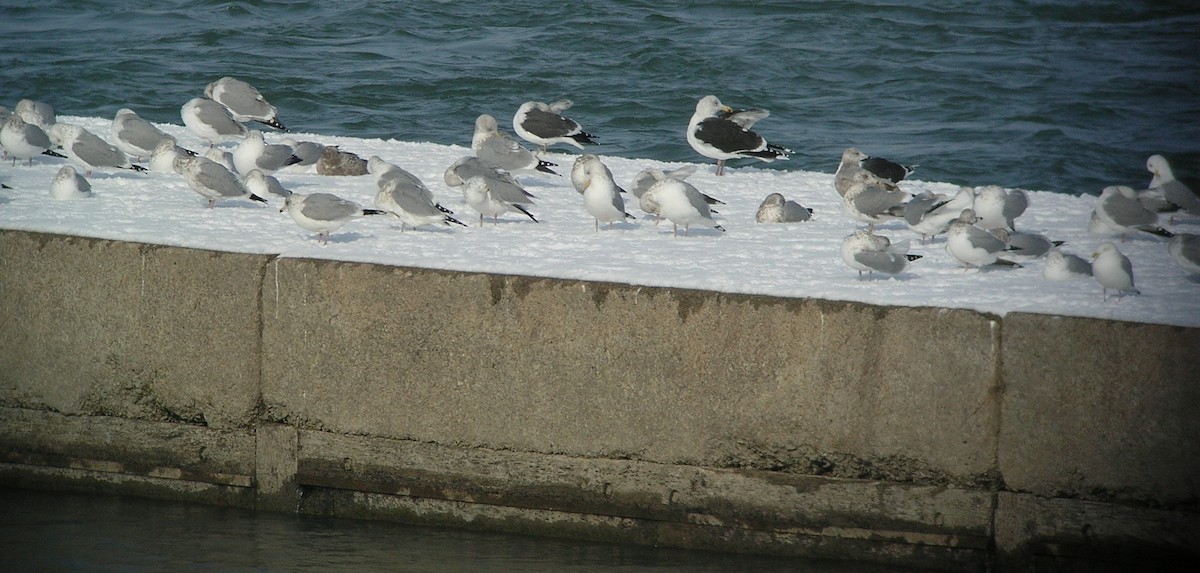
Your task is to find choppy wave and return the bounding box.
[2,0,1197,194]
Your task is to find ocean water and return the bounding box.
[2,1,1197,194]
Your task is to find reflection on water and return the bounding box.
[0,488,925,572]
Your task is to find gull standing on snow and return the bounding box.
[49,165,92,200]
[461,176,539,226]
[375,177,466,231]
[1093,185,1173,240]
[14,99,55,131]
[841,230,921,279]
[243,169,291,201]
[835,148,898,197]
[1042,249,1093,281]
[574,155,634,231]
[181,97,246,147]
[205,76,287,130]
[1168,234,1200,276]
[1092,242,1139,300]
[472,114,557,174]
[232,130,300,175]
[628,165,717,221]
[842,170,908,230]
[49,123,146,176]
[687,95,788,176]
[513,99,597,154]
[173,155,267,208]
[755,193,812,223]
[111,108,176,161]
[945,209,1022,269]
[860,152,916,184]
[281,193,384,244]
[367,157,462,230]
[973,185,1028,231]
[204,147,236,172]
[641,178,724,237]
[1145,154,1200,217]
[1,114,57,166]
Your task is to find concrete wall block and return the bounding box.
[999,313,1200,508]
[0,407,254,484]
[0,231,268,429]
[262,259,1000,485]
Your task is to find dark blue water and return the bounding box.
[3,1,1197,194]
[0,488,921,572]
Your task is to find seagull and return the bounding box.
[149,139,195,173]
[472,114,557,174]
[861,152,917,184]
[374,177,465,231]
[48,123,146,176]
[1042,248,1093,281]
[367,156,457,216]
[1168,233,1200,276]
[243,168,292,201]
[111,108,176,161]
[512,99,597,153]
[574,155,634,231]
[903,187,973,243]
[1,114,57,166]
[314,145,368,176]
[443,155,524,190]
[835,148,898,197]
[628,165,719,222]
[973,185,1028,231]
[1146,154,1200,217]
[842,170,909,230]
[840,229,921,279]
[755,193,812,223]
[204,76,287,130]
[1093,185,1173,240]
[49,165,92,200]
[281,193,384,244]
[232,130,300,175]
[641,178,724,237]
[14,98,55,131]
[461,175,539,226]
[278,137,324,169]
[204,147,236,172]
[1092,242,1139,300]
[181,97,246,147]
[945,209,1022,269]
[687,95,788,175]
[991,229,1064,258]
[173,155,267,208]
[570,153,625,195]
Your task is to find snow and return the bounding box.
[3,116,1198,328]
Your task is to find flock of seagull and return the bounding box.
[2,76,1198,301]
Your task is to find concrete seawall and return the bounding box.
[1,229,1197,571]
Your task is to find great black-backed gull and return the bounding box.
[512,100,596,154]
[686,95,788,176]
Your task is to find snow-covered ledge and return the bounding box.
[1,230,1197,571]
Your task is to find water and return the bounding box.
[0,488,920,572]
[1,1,1196,195]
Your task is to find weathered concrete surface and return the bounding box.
[0,231,267,429]
[994,492,1200,572]
[262,258,1000,487]
[999,313,1200,510]
[292,429,993,570]
[0,407,255,507]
